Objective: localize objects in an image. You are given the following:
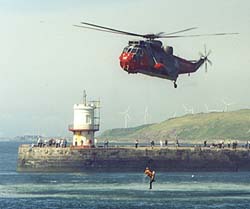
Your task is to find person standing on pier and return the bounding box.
[135,140,139,148]
[104,139,109,148]
[150,140,155,149]
[37,137,42,147]
[204,140,207,147]
[176,139,180,147]
[165,140,168,147]
[160,140,163,147]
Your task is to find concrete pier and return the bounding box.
[17,144,250,172]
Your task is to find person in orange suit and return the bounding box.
[144,167,156,189]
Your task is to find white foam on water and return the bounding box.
[1,181,250,198]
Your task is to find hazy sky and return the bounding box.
[0,0,249,137]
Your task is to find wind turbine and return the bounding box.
[120,106,131,128]
[183,105,194,114]
[204,104,209,113]
[221,99,234,112]
[172,112,177,118]
[204,104,221,113]
[144,106,149,124]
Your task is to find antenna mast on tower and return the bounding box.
[83,90,87,105]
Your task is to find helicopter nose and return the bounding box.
[121,53,133,62]
[120,53,134,69]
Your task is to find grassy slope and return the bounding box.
[99,109,250,142]
[99,124,154,140]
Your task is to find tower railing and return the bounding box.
[68,124,99,131]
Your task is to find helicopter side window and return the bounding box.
[131,48,137,53]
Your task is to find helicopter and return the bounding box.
[74,22,237,88]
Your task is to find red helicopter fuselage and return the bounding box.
[119,40,207,85]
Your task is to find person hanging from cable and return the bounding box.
[144,167,156,189]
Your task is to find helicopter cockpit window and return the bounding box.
[125,46,143,55]
[127,47,133,53]
[123,46,129,53]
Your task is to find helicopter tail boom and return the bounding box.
[177,45,212,74]
[174,56,203,74]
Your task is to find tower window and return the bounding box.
[86,115,91,124]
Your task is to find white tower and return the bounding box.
[69,91,100,147]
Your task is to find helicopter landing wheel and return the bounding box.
[174,82,177,88]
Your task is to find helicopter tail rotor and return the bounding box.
[199,45,212,72]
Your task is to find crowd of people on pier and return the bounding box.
[132,139,250,150]
[204,140,244,149]
[134,139,180,149]
[33,137,250,150]
[36,137,67,148]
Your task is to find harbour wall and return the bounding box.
[17,145,250,172]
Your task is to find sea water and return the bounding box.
[1,141,250,209]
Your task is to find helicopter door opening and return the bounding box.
[131,47,144,62]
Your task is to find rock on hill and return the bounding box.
[99,109,250,143]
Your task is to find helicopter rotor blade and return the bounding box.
[207,59,213,66]
[199,52,204,57]
[163,27,198,36]
[156,32,165,36]
[207,50,212,57]
[205,58,212,72]
[203,45,212,57]
[199,45,213,73]
[76,21,238,40]
[160,32,238,38]
[78,23,198,39]
[73,25,130,35]
[80,21,145,38]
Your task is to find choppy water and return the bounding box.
[1,141,250,208]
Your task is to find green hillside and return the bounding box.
[99,109,250,143]
[99,124,153,139]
